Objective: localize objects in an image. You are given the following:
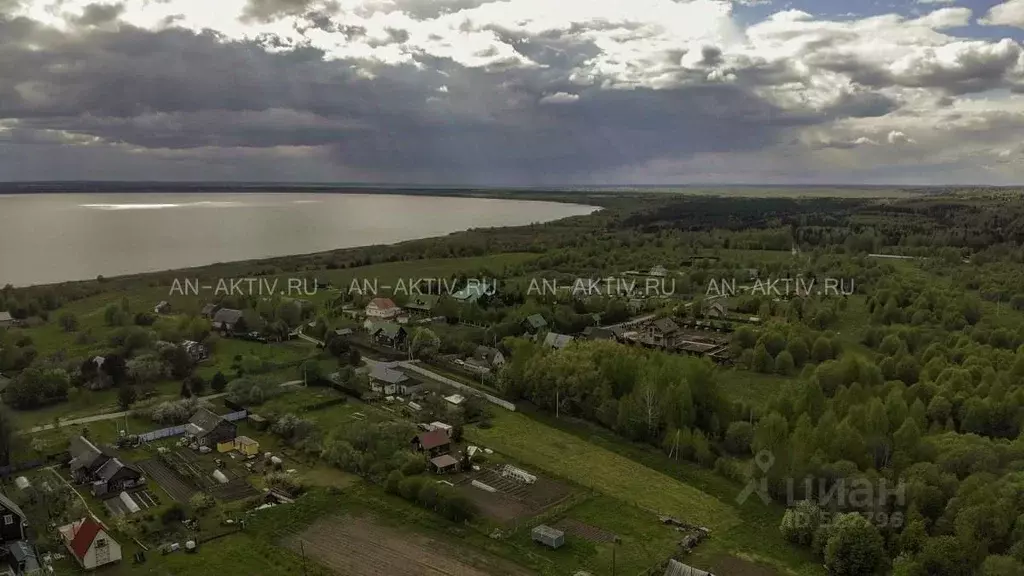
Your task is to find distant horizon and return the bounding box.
[0,181,1019,191]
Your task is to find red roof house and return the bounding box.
[365,297,400,319]
[59,517,121,570]
[412,429,451,457]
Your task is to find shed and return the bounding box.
[429,454,460,474]
[531,525,565,549]
[429,422,453,437]
[444,394,465,411]
[234,436,260,456]
[216,440,234,453]
[212,470,229,484]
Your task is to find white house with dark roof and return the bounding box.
[369,364,409,395]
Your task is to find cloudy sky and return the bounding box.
[4,0,1024,185]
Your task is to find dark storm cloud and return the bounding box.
[0,17,828,182]
[806,40,1024,95]
[241,0,334,22]
[73,3,126,27]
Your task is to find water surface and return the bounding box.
[0,193,597,287]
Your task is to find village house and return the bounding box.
[452,283,487,304]
[365,297,401,319]
[153,301,171,314]
[647,317,681,348]
[368,322,408,348]
[211,308,244,333]
[0,313,12,329]
[542,332,574,350]
[68,437,114,484]
[0,494,27,544]
[522,314,548,334]
[403,294,439,315]
[59,517,121,570]
[704,301,727,319]
[369,364,409,395]
[473,345,505,368]
[181,340,209,362]
[411,429,451,457]
[1,539,41,575]
[199,303,220,318]
[91,458,143,497]
[186,408,237,447]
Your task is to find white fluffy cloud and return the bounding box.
[981,0,1024,28]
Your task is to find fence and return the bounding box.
[137,425,187,443]
[0,460,45,478]
[223,410,249,422]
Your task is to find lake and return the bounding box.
[0,193,598,287]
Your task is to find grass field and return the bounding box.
[716,370,799,410]
[469,410,824,576]
[468,412,739,530]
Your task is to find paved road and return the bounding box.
[20,380,303,435]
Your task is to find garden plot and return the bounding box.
[137,459,198,503]
[457,464,572,524]
[282,515,533,576]
[103,488,163,517]
[553,518,619,543]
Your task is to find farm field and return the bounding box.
[467,411,738,531]
[283,515,533,576]
[469,411,823,576]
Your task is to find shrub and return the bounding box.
[161,503,187,525]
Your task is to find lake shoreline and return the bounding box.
[2,192,602,290]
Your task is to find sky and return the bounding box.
[4,0,1024,185]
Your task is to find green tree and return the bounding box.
[824,513,885,576]
[117,384,137,411]
[980,556,1024,576]
[787,338,810,366]
[780,500,822,546]
[753,343,773,373]
[58,311,79,333]
[724,421,753,455]
[775,350,796,375]
[812,336,833,363]
[211,371,228,393]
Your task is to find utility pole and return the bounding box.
[612,547,616,576]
